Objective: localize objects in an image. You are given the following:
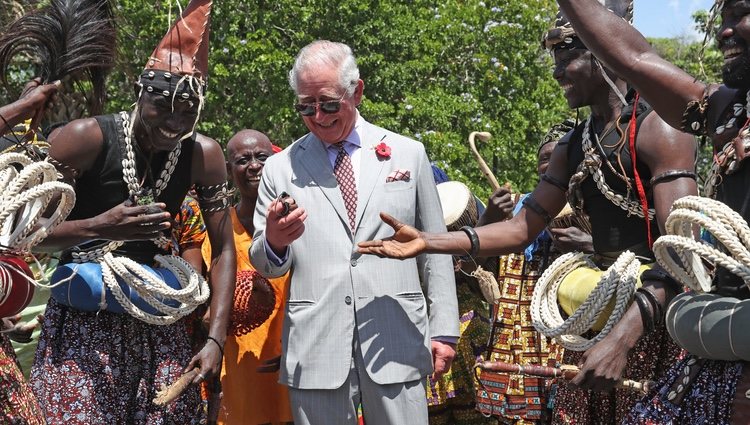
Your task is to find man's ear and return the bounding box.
[226,161,233,184]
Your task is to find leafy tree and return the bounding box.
[3,0,570,199]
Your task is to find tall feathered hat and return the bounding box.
[138,0,212,104]
[542,0,633,51]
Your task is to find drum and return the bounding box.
[50,262,183,315]
[0,255,35,318]
[436,181,478,231]
[549,203,593,234]
[556,262,651,331]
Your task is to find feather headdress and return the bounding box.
[0,0,116,115]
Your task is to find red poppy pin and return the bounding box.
[375,137,391,159]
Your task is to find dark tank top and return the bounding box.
[62,113,194,264]
[713,160,750,299]
[565,94,658,259]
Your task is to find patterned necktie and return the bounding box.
[333,142,357,231]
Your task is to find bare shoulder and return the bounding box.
[48,117,104,172]
[191,133,226,185]
[638,110,697,169]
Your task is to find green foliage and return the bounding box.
[112,0,569,200]
[2,0,570,200]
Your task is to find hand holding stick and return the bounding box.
[474,360,654,394]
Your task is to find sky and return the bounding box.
[633,0,714,40]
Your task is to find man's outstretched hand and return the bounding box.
[357,212,426,259]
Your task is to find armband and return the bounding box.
[640,268,681,293]
[633,291,655,333]
[541,174,568,192]
[522,196,552,224]
[680,94,709,136]
[460,226,480,258]
[649,169,698,187]
[195,181,233,213]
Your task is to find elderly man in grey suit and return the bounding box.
[249,40,460,424]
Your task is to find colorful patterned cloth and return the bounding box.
[426,279,494,425]
[476,252,564,424]
[0,333,44,424]
[170,195,207,255]
[551,325,681,424]
[621,355,741,425]
[30,297,204,424]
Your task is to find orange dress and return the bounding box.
[202,208,292,424]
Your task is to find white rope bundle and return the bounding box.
[65,110,208,325]
[0,152,76,252]
[653,196,750,293]
[531,250,641,351]
[99,253,209,326]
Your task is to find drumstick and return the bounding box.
[468,132,501,191]
[474,360,654,394]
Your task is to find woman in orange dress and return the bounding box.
[203,130,292,424]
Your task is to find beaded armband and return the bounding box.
[680,94,709,136]
[195,181,232,213]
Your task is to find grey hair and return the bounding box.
[288,40,360,97]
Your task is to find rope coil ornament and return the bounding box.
[0,152,76,252]
[530,250,642,351]
[653,196,750,293]
[67,110,208,325]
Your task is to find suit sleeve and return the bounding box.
[414,145,460,339]
[249,158,293,278]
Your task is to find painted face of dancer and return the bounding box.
[552,48,602,109]
[719,0,750,89]
[134,91,200,152]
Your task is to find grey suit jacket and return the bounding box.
[249,118,459,390]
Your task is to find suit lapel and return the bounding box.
[297,135,350,234]
[354,121,387,232]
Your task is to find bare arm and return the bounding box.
[187,134,236,381]
[360,140,571,258]
[38,118,170,251]
[556,0,711,129]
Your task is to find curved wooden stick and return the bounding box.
[152,367,201,406]
[474,360,654,394]
[468,131,500,192]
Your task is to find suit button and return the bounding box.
[350,259,357,267]
[345,296,352,305]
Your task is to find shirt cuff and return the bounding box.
[264,239,289,266]
[431,336,458,345]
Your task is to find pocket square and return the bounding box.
[386,169,411,183]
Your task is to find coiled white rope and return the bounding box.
[531,250,641,351]
[653,195,750,293]
[65,110,209,325]
[0,152,76,252]
[99,253,209,326]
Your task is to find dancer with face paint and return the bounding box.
[29,1,236,423]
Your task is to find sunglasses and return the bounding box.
[294,93,346,116]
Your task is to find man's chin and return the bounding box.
[722,59,750,90]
